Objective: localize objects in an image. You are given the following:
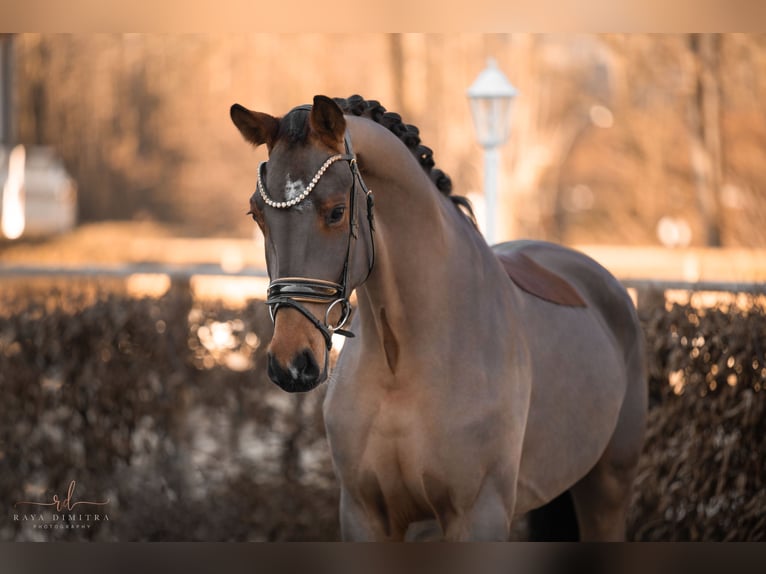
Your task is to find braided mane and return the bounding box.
[332,95,477,226]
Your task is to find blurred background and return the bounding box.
[0,33,765,541]
[5,34,766,246]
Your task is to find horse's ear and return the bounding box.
[310,95,346,150]
[230,104,280,149]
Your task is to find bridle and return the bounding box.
[259,105,376,375]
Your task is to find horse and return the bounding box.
[230,94,647,541]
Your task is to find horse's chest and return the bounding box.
[326,388,500,522]
[359,397,428,475]
[326,390,437,506]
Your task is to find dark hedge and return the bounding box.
[1,282,763,541]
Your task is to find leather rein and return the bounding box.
[259,106,376,373]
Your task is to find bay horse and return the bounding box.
[230,95,647,541]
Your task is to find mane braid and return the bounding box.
[333,95,478,228]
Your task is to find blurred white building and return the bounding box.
[0,35,76,239]
[0,145,77,238]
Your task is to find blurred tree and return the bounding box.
[686,33,724,247]
[388,34,405,114]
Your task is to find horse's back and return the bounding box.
[494,239,643,369]
[492,240,646,515]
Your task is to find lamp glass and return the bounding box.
[469,96,515,148]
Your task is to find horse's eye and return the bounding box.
[327,205,346,225]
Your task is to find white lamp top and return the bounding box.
[467,58,518,99]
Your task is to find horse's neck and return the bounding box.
[348,118,510,368]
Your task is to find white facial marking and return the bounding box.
[283,174,312,211]
[285,175,305,201]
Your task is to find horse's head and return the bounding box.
[231,95,374,393]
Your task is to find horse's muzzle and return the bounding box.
[267,349,326,393]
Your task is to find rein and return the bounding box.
[260,106,376,374]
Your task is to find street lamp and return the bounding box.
[467,58,517,245]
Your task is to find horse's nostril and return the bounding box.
[294,349,319,381]
[267,349,322,393]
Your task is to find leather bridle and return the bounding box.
[259,106,376,375]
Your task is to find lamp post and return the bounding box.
[467,58,517,245]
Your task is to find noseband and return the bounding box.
[260,106,376,374]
